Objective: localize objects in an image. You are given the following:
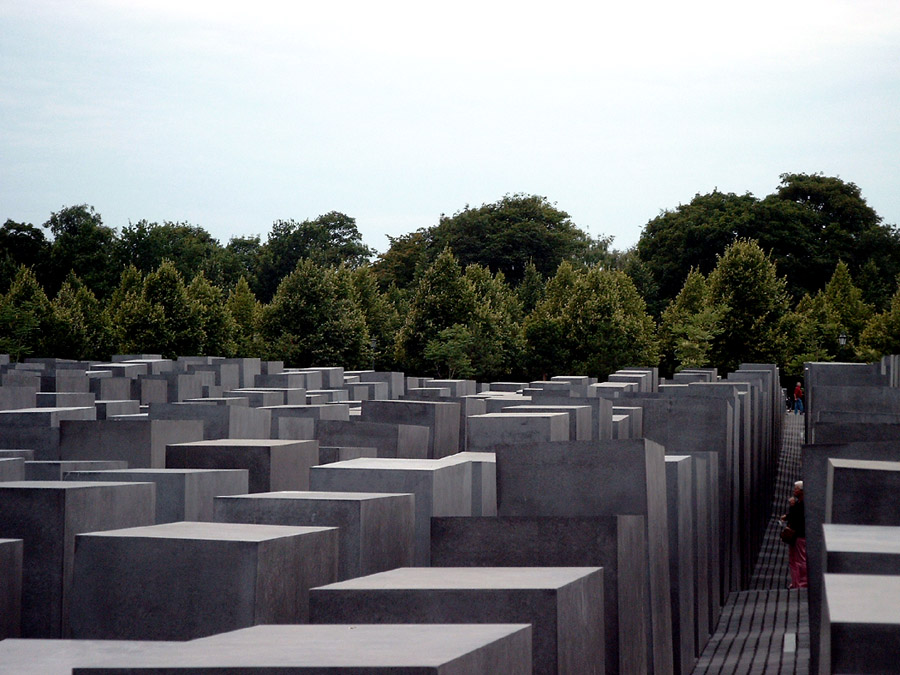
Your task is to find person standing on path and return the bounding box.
[781,480,807,588]
[793,382,804,414]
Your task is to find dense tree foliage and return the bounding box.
[637,174,900,311]
[45,205,119,298]
[260,260,371,368]
[523,262,658,378]
[706,239,790,373]
[2,176,898,375]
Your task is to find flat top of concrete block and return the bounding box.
[0,538,23,545]
[470,412,569,419]
[502,405,591,412]
[441,452,496,463]
[66,468,248,477]
[823,524,900,554]
[829,458,900,472]
[184,624,531,668]
[79,521,337,542]
[0,406,93,414]
[824,574,900,624]
[220,490,412,502]
[168,439,316,448]
[313,458,446,471]
[314,566,602,591]
[0,481,154,491]
[0,640,179,675]
[665,455,691,463]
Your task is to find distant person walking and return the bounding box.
[793,382,804,415]
[780,480,807,588]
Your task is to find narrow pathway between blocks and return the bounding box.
[692,412,810,675]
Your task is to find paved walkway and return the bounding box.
[692,413,810,674]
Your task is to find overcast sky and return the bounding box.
[2,0,899,254]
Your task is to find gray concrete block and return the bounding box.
[65,469,249,523]
[467,412,569,449]
[25,460,127,480]
[0,538,23,639]
[826,458,900,525]
[310,566,604,675]
[0,457,25,481]
[35,392,95,408]
[431,515,648,675]
[148,401,272,440]
[59,418,204,468]
[824,524,900,575]
[0,407,96,460]
[0,449,34,460]
[95,399,140,419]
[12,624,532,674]
[166,439,319,493]
[0,481,156,637]
[360,399,460,459]
[439,451,497,516]
[821,574,900,674]
[665,456,696,675]
[501,405,592,442]
[316,419,430,459]
[69,521,339,639]
[263,403,349,439]
[214,490,415,581]
[318,445,378,464]
[88,375,132,402]
[492,438,673,675]
[802,440,900,670]
[311,457,471,565]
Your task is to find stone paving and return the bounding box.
[692,413,810,674]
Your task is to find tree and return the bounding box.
[463,264,526,381]
[423,324,476,379]
[395,248,478,376]
[373,229,432,292]
[260,259,370,368]
[45,274,112,361]
[255,212,374,301]
[523,263,658,379]
[658,269,723,375]
[227,276,264,358]
[636,175,900,310]
[857,277,900,360]
[117,220,223,282]
[186,273,237,357]
[348,266,402,371]
[707,239,790,372]
[637,191,759,307]
[516,261,545,314]
[0,220,50,292]
[108,262,202,358]
[45,205,119,298]
[0,266,53,360]
[429,194,593,285]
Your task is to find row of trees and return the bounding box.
[2,173,898,378]
[2,239,899,381]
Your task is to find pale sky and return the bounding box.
[2,0,899,254]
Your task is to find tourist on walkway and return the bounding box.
[781,480,807,588]
[793,382,804,414]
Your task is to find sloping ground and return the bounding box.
[693,413,810,674]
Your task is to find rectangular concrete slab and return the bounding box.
[310,457,471,565]
[0,538,23,638]
[214,490,415,580]
[310,566,603,675]
[65,469,249,523]
[431,515,648,675]
[69,521,339,640]
[0,481,156,637]
[54,624,533,674]
[166,439,318,493]
[822,574,900,674]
